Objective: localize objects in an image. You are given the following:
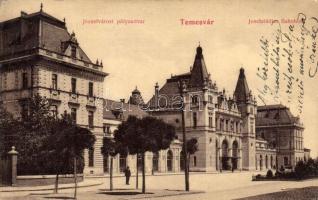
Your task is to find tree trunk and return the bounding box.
[110,157,113,191]
[136,153,139,189]
[54,173,59,194]
[142,152,146,194]
[74,157,77,199]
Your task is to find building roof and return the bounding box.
[103,99,148,121]
[147,45,214,109]
[256,104,302,127]
[189,45,210,88]
[234,68,251,103]
[0,9,91,63]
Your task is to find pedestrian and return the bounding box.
[124,166,131,185]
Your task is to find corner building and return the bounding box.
[0,9,108,175]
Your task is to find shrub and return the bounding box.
[266,169,273,178]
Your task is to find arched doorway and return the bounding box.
[232,141,238,170]
[152,152,159,172]
[221,140,230,170]
[167,150,173,172]
[180,151,185,171]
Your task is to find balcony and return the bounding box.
[68,93,80,107]
[49,88,61,104]
[86,96,96,109]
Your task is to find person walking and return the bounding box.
[124,166,131,185]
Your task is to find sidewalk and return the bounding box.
[0,179,103,192]
[8,189,205,200]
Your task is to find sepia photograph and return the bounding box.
[0,0,317,199]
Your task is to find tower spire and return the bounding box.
[40,3,43,12]
[234,67,250,103]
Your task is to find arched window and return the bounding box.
[260,155,263,170]
[284,157,288,166]
[167,150,173,172]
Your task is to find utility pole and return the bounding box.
[178,80,189,191]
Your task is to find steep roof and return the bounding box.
[147,45,211,109]
[256,104,302,126]
[234,68,251,103]
[103,99,148,121]
[0,10,91,63]
[189,45,210,88]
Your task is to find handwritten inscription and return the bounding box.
[256,13,318,115]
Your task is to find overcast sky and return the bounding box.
[1,0,317,157]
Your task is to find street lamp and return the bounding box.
[178,80,189,191]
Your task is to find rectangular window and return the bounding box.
[71,78,76,94]
[208,95,213,104]
[22,72,28,89]
[88,111,94,128]
[193,112,197,128]
[209,117,213,128]
[71,108,77,123]
[193,156,197,167]
[52,74,58,90]
[88,82,93,97]
[88,147,94,167]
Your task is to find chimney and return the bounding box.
[20,11,28,17]
[154,82,159,108]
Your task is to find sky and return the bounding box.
[0,0,317,157]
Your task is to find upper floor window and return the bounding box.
[193,112,197,128]
[192,95,199,104]
[71,108,77,123]
[193,156,197,167]
[71,78,77,94]
[89,82,94,97]
[22,72,28,89]
[52,74,58,90]
[88,111,94,128]
[71,46,77,58]
[209,116,213,128]
[208,95,213,104]
[103,126,110,134]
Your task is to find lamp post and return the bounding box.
[178,80,189,191]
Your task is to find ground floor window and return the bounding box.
[88,147,94,167]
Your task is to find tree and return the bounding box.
[44,112,95,197]
[101,137,122,191]
[114,116,176,193]
[0,94,55,175]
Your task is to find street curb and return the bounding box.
[126,190,205,199]
[0,181,103,192]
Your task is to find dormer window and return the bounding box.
[71,46,76,58]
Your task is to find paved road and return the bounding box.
[1,171,318,200]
